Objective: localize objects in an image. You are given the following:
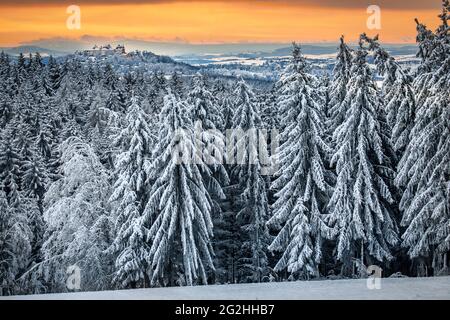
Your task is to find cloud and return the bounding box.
[0,0,443,10]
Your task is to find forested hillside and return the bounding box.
[0,1,448,296]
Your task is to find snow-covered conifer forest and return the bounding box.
[0,2,448,296]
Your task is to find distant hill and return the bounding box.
[52,46,199,76]
[0,45,69,57]
[1,44,197,73]
[252,44,418,57]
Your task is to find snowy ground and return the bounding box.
[3,276,450,300]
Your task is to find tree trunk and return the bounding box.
[361,240,365,278]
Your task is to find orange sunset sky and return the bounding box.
[0,0,444,47]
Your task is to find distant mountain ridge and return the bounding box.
[4,39,418,58]
[0,45,69,57]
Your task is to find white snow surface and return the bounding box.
[3,276,450,300]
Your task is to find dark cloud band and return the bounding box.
[0,0,442,10]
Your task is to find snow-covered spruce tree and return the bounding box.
[214,91,241,285]
[211,196,241,284]
[148,71,168,116]
[384,70,416,155]
[221,96,235,132]
[142,75,160,117]
[187,73,228,282]
[398,61,449,270]
[14,53,27,87]
[21,155,47,211]
[328,36,353,135]
[38,137,113,293]
[29,53,44,73]
[416,1,449,76]
[109,96,154,288]
[0,128,37,295]
[0,51,10,79]
[228,79,272,283]
[360,34,416,155]
[326,44,399,274]
[0,126,22,203]
[170,71,185,98]
[0,187,33,296]
[318,73,331,118]
[141,91,215,286]
[133,71,149,103]
[187,73,227,181]
[268,44,334,279]
[0,93,13,129]
[188,73,223,131]
[36,127,53,161]
[20,151,47,267]
[85,85,120,168]
[103,64,127,114]
[84,61,99,90]
[43,56,61,96]
[53,71,84,141]
[396,1,450,270]
[258,88,279,273]
[412,1,449,111]
[86,85,110,135]
[260,88,279,131]
[102,63,116,90]
[277,44,323,135]
[11,119,48,213]
[0,92,46,294]
[0,188,14,295]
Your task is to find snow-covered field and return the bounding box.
[3,277,450,300]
